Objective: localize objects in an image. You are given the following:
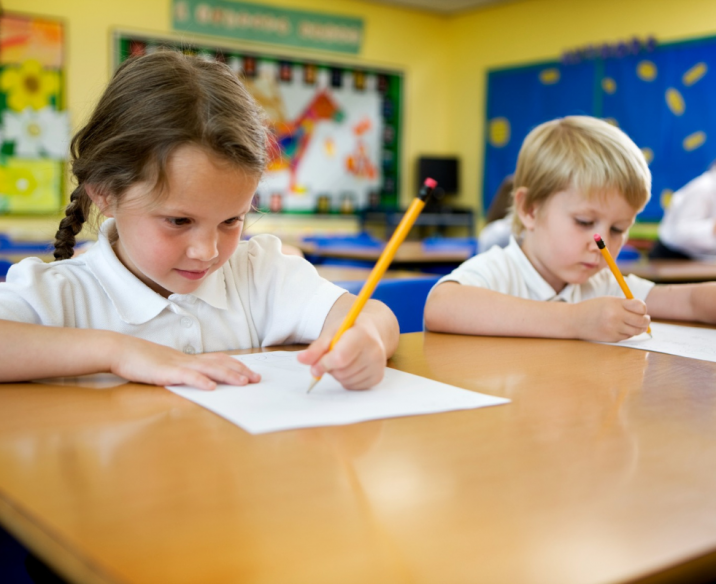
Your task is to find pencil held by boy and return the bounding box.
[0,51,398,389]
[424,116,716,341]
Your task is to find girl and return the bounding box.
[0,51,399,390]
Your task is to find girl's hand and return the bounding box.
[572,297,651,342]
[297,322,387,390]
[110,337,261,391]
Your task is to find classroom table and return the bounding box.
[315,265,432,281]
[619,258,716,283]
[2,330,716,584]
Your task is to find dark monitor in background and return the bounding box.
[417,156,459,196]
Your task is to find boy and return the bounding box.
[424,116,716,342]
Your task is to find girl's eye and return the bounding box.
[575,218,594,227]
[611,227,625,234]
[224,216,243,226]
[168,217,190,227]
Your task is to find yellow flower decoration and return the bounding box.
[0,60,59,111]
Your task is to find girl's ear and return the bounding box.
[514,187,538,231]
[85,185,114,218]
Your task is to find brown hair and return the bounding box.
[53,50,269,260]
[511,116,651,234]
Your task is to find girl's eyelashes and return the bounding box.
[224,216,244,226]
[610,226,625,234]
[575,218,594,227]
[167,217,191,227]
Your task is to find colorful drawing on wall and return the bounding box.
[116,34,401,212]
[484,34,716,222]
[0,13,68,215]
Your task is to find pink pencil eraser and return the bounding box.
[424,177,437,189]
[593,234,602,242]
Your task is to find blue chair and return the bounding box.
[0,259,12,278]
[617,244,641,261]
[334,276,441,333]
[0,234,52,255]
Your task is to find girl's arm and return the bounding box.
[297,295,399,390]
[424,282,650,341]
[0,320,259,390]
[645,283,716,323]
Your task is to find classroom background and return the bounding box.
[4,0,716,265]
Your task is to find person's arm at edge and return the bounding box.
[645,282,716,323]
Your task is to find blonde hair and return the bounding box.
[511,116,651,234]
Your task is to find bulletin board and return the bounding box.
[115,33,403,213]
[484,35,716,222]
[0,13,68,215]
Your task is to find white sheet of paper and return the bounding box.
[602,321,716,363]
[167,351,509,434]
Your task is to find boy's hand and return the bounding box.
[573,297,651,342]
[297,322,387,390]
[110,337,261,391]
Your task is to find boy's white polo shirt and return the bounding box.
[436,237,655,302]
[0,220,347,354]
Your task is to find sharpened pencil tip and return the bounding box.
[306,377,320,394]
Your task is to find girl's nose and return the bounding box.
[187,232,219,261]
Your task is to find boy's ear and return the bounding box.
[514,187,538,231]
[85,185,114,218]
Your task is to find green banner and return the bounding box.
[172,0,363,54]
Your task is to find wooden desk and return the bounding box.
[619,259,716,283]
[2,332,716,583]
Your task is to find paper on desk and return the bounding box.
[602,321,716,363]
[167,351,509,434]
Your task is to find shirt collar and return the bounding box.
[83,219,228,324]
[504,236,578,302]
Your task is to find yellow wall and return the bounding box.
[8,0,716,239]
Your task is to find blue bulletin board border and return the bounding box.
[483,32,716,225]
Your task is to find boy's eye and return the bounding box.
[168,217,191,226]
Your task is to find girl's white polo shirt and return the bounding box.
[435,237,655,303]
[0,220,347,355]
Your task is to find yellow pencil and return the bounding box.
[307,178,439,393]
[594,234,651,335]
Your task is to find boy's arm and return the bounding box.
[645,283,716,323]
[424,282,650,341]
[0,320,260,389]
[298,295,399,390]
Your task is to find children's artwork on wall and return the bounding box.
[116,33,402,213]
[0,13,68,215]
[484,34,716,222]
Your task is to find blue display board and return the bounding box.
[484,36,716,222]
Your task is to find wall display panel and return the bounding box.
[484,35,716,222]
[116,33,402,214]
[0,13,68,215]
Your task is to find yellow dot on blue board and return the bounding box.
[660,189,673,209]
[489,117,510,148]
[637,60,657,81]
[683,131,706,151]
[601,78,617,94]
[641,147,654,164]
[666,88,685,115]
[539,68,560,85]
[683,62,707,86]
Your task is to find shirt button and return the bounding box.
[183,345,196,355]
[181,317,193,328]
